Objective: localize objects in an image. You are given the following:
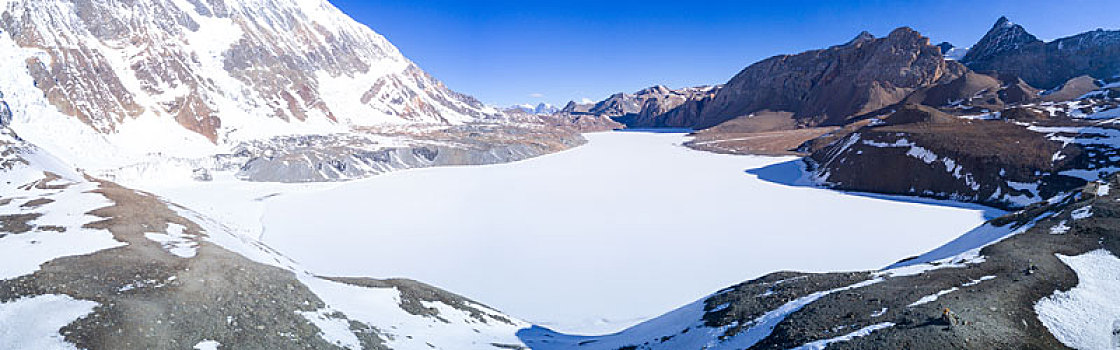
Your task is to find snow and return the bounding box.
[908,275,996,307]
[0,178,127,280]
[521,278,883,350]
[1098,183,1111,196]
[193,340,221,350]
[298,308,362,349]
[962,275,996,287]
[908,287,959,307]
[520,278,882,350]
[716,278,883,349]
[144,223,199,258]
[871,307,888,318]
[297,275,527,350]
[787,322,895,350]
[883,210,1040,272]
[1035,249,1120,350]
[204,132,989,334]
[0,294,99,350]
[1071,206,1094,220]
[1051,220,1071,235]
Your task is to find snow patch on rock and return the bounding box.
[1035,249,1120,350]
[0,294,99,350]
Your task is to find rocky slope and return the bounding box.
[693,28,965,129]
[962,16,1120,90]
[522,177,1119,349]
[0,125,530,349]
[806,79,1120,210]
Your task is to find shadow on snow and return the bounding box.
[745,158,1006,221]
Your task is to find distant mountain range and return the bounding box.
[505,103,560,115]
[574,16,1119,133]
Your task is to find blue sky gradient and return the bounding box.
[329,0,1120,107]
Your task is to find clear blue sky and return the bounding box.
[328,0,1120,107]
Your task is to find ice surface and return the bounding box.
[243,132,990,334]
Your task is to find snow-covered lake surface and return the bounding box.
[141,132,995,335]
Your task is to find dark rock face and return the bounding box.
[961,17,1042,63]
[0,101,10,127]
[807,104,1088,210]
[963,17,1120,90]
[694,27,966,128]
[935,41,955,54]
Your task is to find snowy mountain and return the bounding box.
[0,0,581,184]
[936,42,969,61]
[506,103,559,115]
[0,2,564,347]
[568,85,719,128]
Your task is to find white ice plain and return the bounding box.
[248,132,995,334]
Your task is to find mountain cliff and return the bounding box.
[695,28,966,128]
[962,16,1120,90]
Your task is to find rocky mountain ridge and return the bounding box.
[962,16,1120,90]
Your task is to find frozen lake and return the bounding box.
[252,131,995,334]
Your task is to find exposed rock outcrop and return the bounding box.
[234,124,586,182]
[695,27,966,128]
[963,16,1120,90]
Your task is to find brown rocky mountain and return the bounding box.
[592,27,966,130]
[693,28,966,129]
[962,16,1120,90]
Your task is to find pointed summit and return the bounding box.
[962,16,1041,63]
[994,16,1013,28]
[843,31,875,46]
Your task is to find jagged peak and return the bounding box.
[995,16,1014,28]
[844,31,875,46]
[961,16,1041,63]
[887,26,921,38]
